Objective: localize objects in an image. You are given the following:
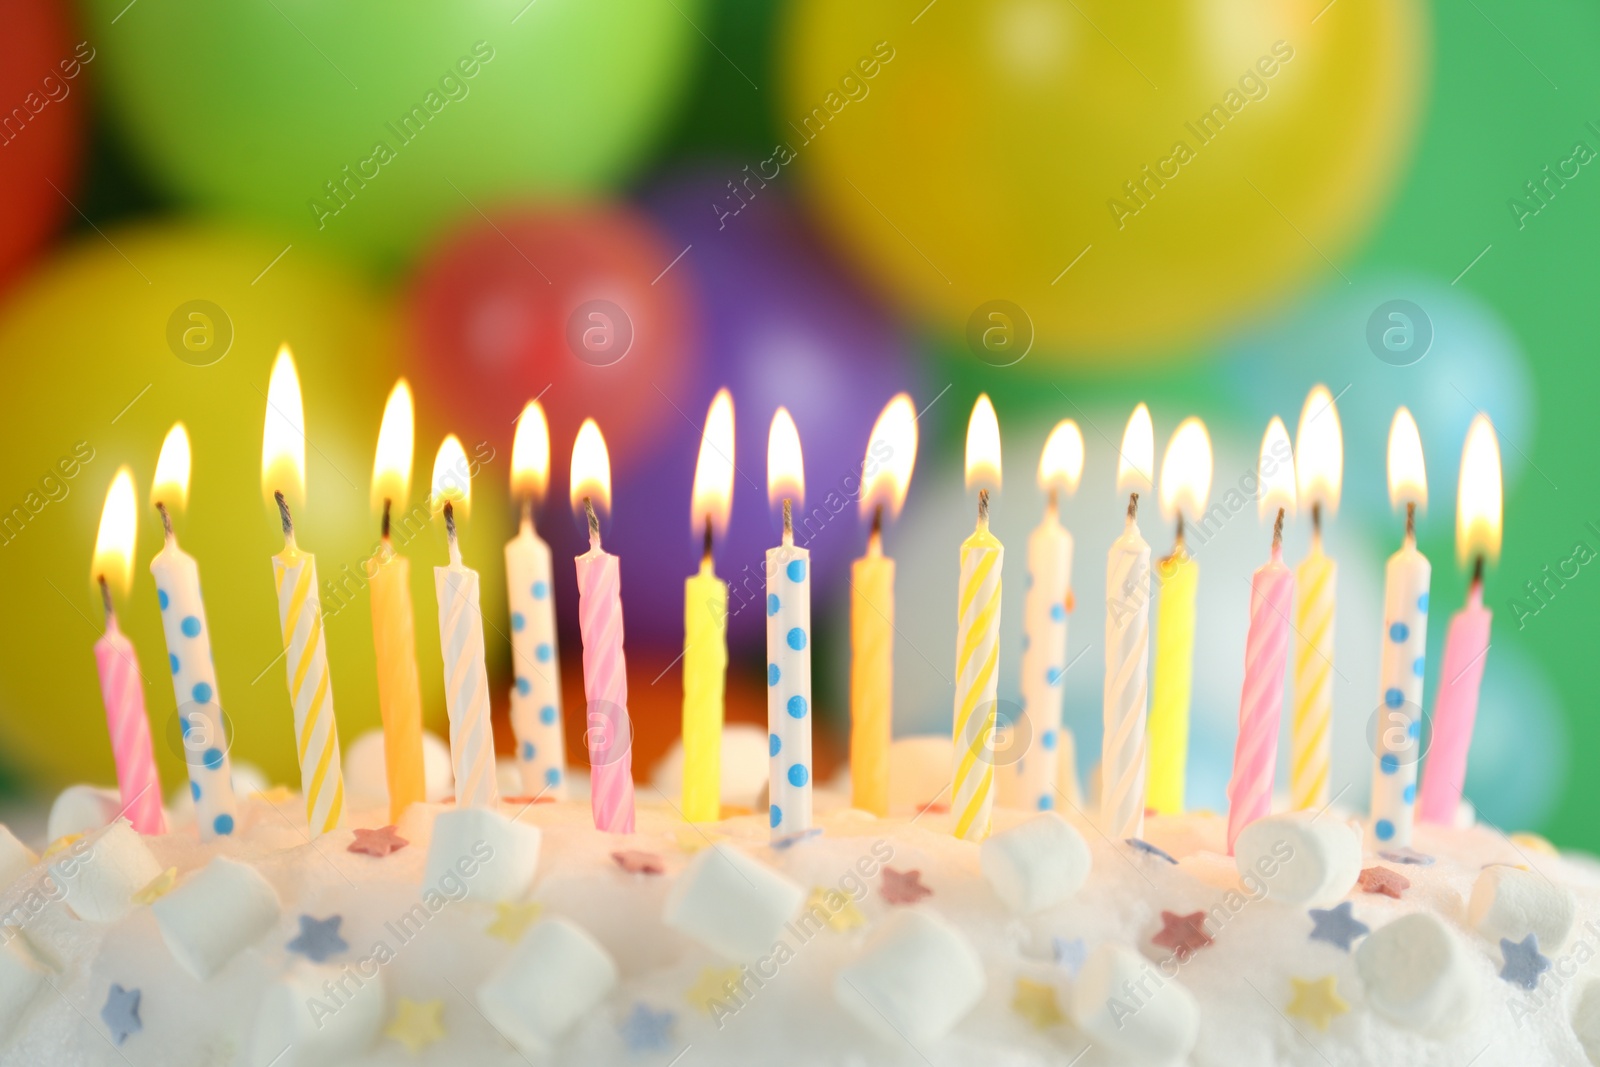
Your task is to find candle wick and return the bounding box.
[381,498,392,540]
[702,514,714,565]
[977,488,990,525]
[584,497,601,546]
[1404,500,1416,541]
[1472,553,1485,586]
[1272,507,1285,549]
[155,501,173,540]
[782,498,793,546]
[1312,501,1322,538]
[97,574,114,624]
[274,490,294,540]
[1047,488,1058,515]
[1127,492,1139,521]
[521,496,535,535]
[1174,513,1185,551]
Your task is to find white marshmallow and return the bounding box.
[346,730,454,809]
[152,857,280,979]
[0,825,36,890]
[888,736,955,813]
[478,918,617,1057]
[652,725,771,809]
[1468,864,1575,951]
[1355,912,1476,1031]
[0,934,48,1036]
[1233,812,1361,908]
[45,785,121,843]
[1573,978,1600,1067]
[251,961,384,1067]
[1070,941,1199,1065]
[662,843,804,961]
[423,808,541,903]
[835,910,985,1044]
[50,819,162,923]
[980,812,1091,914]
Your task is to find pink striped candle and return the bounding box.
[95,596,166,835]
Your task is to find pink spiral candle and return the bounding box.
[575,519,635,834]
[94,617,167,835]
[1227,543,1295,853]
[1418,581,1491,824]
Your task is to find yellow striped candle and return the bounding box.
[682,390,734,823]
[1290,386,1342,811]
[952,395,1003,841]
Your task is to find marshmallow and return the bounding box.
[347,730,454,809]
[652,725,770,809]
[888,736,955,812]
[980,812,1091,914]
[1468,864,1575,951]
[423,808,541,903]
[662,843,804,961]
[0,825,36,890]
[1355,912,1475,1031]
[152,857,280,979]
[1574,978,1600,1067]
[1071,941,1199,1064]
[478,918,617,1057]
[46,785,121,843]
[835,910,985,1044]
[0,935,48,1035]
[50,819,162,923]
[252,961,384,1067]
[1233,812,1360,908]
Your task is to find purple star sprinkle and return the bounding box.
[1126,838,1178,865]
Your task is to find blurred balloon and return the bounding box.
[782,0,1424,353]
[0,0,87,291]
[0,225,408,793]
[77,0,704,264]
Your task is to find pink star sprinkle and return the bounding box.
[1358,866,1410,899]
[348,826,409,858]
[880,867,932,905]
[1152,910,1213,961]
[612,850,666,875]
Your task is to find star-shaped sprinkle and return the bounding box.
[101,983,141,1045]
[772,828,823,851]
[1286,975,1348,1031]
[1358,866,1410,899]
[349,826,409,858]
[502,794,558,806]
[254,785,294,805]
[486,901,544,944]
[1152,910,1213,961]
[132,867,179,906]
[1307,902,1370,952]
[1126,838,1178,865]
[879,867,932,906]
[1509,832,1557,856]
[1012,978,1065,1029]
[1052,937,1087,977]
[385,998,446,1053]
[686,967,744,1013]
[1378,847,1435,866]
[612,850,665,875]
[807,886,866,932]
[1499,934,1552,991]
[42,833,83,861]
[286,914,348,963]
[618,1002,676,1051]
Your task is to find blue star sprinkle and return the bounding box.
[287,914,348,963]
[1052,936,1087,977]
[1378,847,1435,866]
[771,827,823,851]
[1125,838,1178,865]
[1307,902,1370,952]
[618,1002,676,1052]
[1499,934,1552,991]
[101,984,141,1045]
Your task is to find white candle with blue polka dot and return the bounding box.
[506,516,565,798]
[766,409,811,840]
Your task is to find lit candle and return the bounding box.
[1147,417,1211,815]
[507,399,567,799]
[1418,414,1502,825]
[570,419,635,833]
[1290,385,1343,811]
[431,434,499,810]
[1102,404,1153,839]
[367,380,427,823]
[262,348,345,835]
[1371,408,1430,846]
[1003,420,1083,814]
[682,389,735,823]
[850,394,918,817]
[953,395,1003,841]
[1226,418,1297,853]
[149,423,238,839]
[92,468,166,835]
[767,408,813,840]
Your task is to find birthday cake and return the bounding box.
[2,762,1598,1067]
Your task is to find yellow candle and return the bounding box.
[682,389,734,823]
[1290,385,1343,811]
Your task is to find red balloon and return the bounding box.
[407,204,699,472]
[0,0,86,290]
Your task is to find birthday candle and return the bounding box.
[767,408,813,840]
[571,419,635,834]
[682,389,734,823]
[953,395,1003,841]
[1102,405,1153,839]
[148,424,237,839]
[1226,418,1297,853]
[92,469,166,835]
[1290,385,1343,811]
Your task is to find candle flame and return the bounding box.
[151,422,191,511]
[1158,417,1212,525]
[261,344,307,508]
[93,467,138,596]
[1295,384,1343,517]
[1037,420,1084,498]
[511,399,551,503]
[862,393,918,521]
[430,434,472,520]
[1387,407,1427,511]
[767,407,805,508]
[1116,403,1154,498]
[1257,417,1297,521]
[691,389,736,537]
[964,394,1001,491]
[371,379,414,513]
[1456,413,1502,566]
[569,418,612,517]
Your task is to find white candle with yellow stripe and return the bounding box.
[261,347,344,835]
[951,395,1003,842]
[1290,385,1343,811]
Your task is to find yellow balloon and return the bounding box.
[783,0,1424,352]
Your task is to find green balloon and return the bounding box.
[79,0,704,265]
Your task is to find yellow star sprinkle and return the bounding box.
[486,901,544,944]
[1012,978,1065,1029]
[254,786,294,806]
[686,966,745,1013]
[1510,832,1558,857]
[673,827,726,854]
[385,998,446,1054]
[1286,975,1349,1032]
[806,886,866,932]
[41,833,82,861]
[132,867,179,905]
